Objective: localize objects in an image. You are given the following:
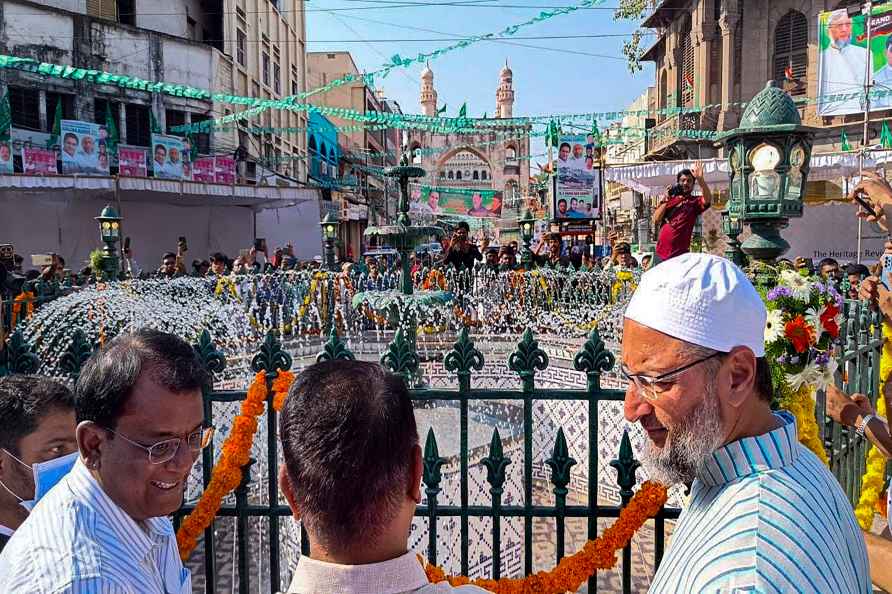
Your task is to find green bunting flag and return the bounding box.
[149,109,161,134]
[436,104,447,116]
[591,118,601,147]
[47,97,62,148]
[458,103,467,119]
[104,102,119,154]
[882,121,892,149]
[841,130,852,152]
[0,91,10,142]
[187,133,199,161]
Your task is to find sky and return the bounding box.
[304,0,656,167]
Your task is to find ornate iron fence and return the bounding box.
[0,295,886,593]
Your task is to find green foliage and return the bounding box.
[89,249,103,274]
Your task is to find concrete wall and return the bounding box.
[255,201,324,261]
[134,0,210,40]
[22,0,86,15]
[4,2,74,61]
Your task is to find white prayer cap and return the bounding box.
[624,253,766,357]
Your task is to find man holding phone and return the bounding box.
[652,163,712,265]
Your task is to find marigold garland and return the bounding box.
[777,384,829,466]
[421,481,667,594]
[176,369,294,560]
[10,290,35,329]
[854,321,892,529]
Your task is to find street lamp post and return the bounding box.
[320,212,340,272]
[95,205,122,282]
[519,209,536,268]
[721,209,747,267]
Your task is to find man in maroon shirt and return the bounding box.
[652,163,712,264]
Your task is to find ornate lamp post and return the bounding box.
[95,205,122,281]
[715,82,816,265]
[721,209,747,267]
[320,212,340,272]
[519,209,536,268]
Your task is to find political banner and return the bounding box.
[59,120,108,175]
[214,155,236,184]
[818,5,892,116]
[0,140,12,174]
[410,184,503,218]
[118,146,148,177]
[192,156,215,182]
[554,134,601,220]
[22,146,57,175]
[151,133,186,180]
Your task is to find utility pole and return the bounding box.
[857,0,876,262]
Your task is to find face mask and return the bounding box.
[1,450,78,511]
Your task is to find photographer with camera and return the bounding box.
[653,163,712,265]
[441,221,483,270]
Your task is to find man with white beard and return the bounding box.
[621,253,870,593]
[819,9,869,116]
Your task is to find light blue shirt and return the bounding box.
[0,458,191,594]
[649,411,870,594]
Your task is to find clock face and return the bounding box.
[790,145,806,169]
[750,144,781,171]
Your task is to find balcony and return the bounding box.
[646,110,718,159]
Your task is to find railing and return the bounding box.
[0,289,886,592]
[647,109,719,156]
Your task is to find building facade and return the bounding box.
[640,0,866,160]
[408,63,531,240]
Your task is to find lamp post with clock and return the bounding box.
[716,82,815,270]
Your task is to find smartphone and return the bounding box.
[124,236,131,251]
[31,254,53,267]
[178,236,188,252]
[854,191,878,218]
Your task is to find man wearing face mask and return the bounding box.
[0,329,212,593]
[0,375,77,552]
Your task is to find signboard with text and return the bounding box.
[118,146,148,177]
[22,147,57,175]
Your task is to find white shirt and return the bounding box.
[0,459,191,594]
[873,65,892,109]
[649,411,870,593]
[819,43,869,116]
[281,551,490,594]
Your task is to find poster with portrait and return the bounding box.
[554,134,601,220]
[192,157,215,182]
[22,147,58,175]
[818,5,892,117]
[214,155,236,184]
[0,141,13,174]
[151,133,186,180]
[118,146,148,177]
[411,184,503,218]
[59,120,108,175]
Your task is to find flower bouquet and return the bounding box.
[763,270,844,394]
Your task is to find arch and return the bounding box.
[308,135,320,178]
[481,170,488,181]
[456,170,462,180]
[505,144,517,162]
[448,170,454,180]
[773,10,808,96]
[435,145,493,172]
[473,170,480,180]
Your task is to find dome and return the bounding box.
[500,60,512,78]
[738,81,802,130]
[421,62,434,80]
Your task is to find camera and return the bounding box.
[668,184,685,197]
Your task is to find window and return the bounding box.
[262,53,270,86]
[448,171,454,180]
[456,170,462,180]
[8,87,40,130]
[93,98,119,126]
[506,146,517,162]
[773,11,808,96]
[473,170,479,180]
[118,0,135,25]
[191,114,211,154]
[679,15,695,108]
[659,70,669,122]
[236,29,247,66]
[274,63,281,94]
[166,109,186,135]
[125,104,151,146]
[44,92,75,132]
[327,53,336,59]
[291,65,299,95]
[481,170,488,181]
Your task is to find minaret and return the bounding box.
[420,62,438,117]
[496,60,514,119]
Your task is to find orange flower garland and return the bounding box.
[421,481,668,594]
[10,290,35,329]
[176,369,295,560]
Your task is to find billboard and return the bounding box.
[0,141,13,174]
[192,157,215,182]
[118,146,148,177]
[214,156,236,184]
[22,147,58,175]
[410,184,503,218]
[818,6,892,116]
[59,120,109,175]
[151,133,186,180]
[554,134,602,220]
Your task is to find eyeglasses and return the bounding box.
[620,352,723,402]
[102,425,215,465]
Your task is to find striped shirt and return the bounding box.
[0,458,191,594]
[649,411,870,594]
